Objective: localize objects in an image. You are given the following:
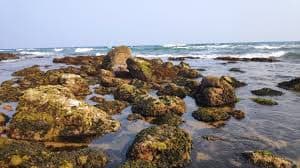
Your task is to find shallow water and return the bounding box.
[0,54,300,167]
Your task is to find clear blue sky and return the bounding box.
[0,0,299,49]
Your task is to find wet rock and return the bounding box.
[243,150,296,168]
[194,76,237,106]
[127,57,179,82]
[12,65,43,77]
[95,99,129,115]
[215,57,280,62]
[59,73,91,97]
[168,56,200,61]
[278,78,300,92]
[0,137,108,168]
[0,53,19,61]
[251,97,278,106]
[229,110,245,120]
[2,104,13,111]
[251,88,284,96]
[113,84,147,103]
[8,85,120,141]
[94,86,114,95]
[90,96,105,103]
[127,113,145,121]
[151,113,184,126]
[202,135,224,141]
[98,68,115,77]
[120,160,157,168]
[99,75,128,87]
[176,62,202,78]
[173,77,199,94]
[132,95,186,117]
[126,125,192,168]
[0,113,9,126]
[221,76,247,88]
[157,83,188,98]
[0,80,22,103]
[53,56,104,65]
[130,79,152,91]
[229,68,245,73]
[102,46,132,71]
[80,64,98,76]
[192,107,232,122]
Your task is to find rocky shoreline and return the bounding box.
[0,46,299,167]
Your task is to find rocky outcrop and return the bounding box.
[102,46,132,71]
[0,137,108,168]
[194,76,237,107]
[132,95,186,117]
[8,85,120,141]
[221,76,247,88]
[53,56,104,65]
[91,96,129,115]
[0,53,19,61]
[125,125,192,168]
[157,83,188,98]
[278,78,300,92]
[251,88,283,96]
[113,84,147,103]
[243,150,296,168]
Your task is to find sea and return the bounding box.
[0,41,300,167]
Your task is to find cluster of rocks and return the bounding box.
[0,53,19,61]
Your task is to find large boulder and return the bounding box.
[8,85,120,141]
[278,78,300,92]
[132,95,186,117]
[194,76,237,106]
[102,46,132,71]
[0,137,108,168]
[125,125,192,168]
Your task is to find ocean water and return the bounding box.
[1,41,300,167]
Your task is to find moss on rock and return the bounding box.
[113,84,147,103]
[192,107,232,122]
[278,78,300,92]
[8,85,120,141]
[251,97,278,105]
[157,83,188,98]
[126,125,192,168]
[251,88,284,96]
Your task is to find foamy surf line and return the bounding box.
[75,48,94,53]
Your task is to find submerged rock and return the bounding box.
[113,84,147,103]
[151,113,184,126]
[93,97,129,115]
[229,68,245,73]
[221,76,247,88]
[194,76,237,107]
[251,88,284,96]
[132,95,186,117]
[243,150,296,168]
[102,46,132,71]
[215,56,280,62]
[8,85,120,141]
[126,125,192,168]
[157,83,188,98]
[0,137,108,168]
[0,53,19,61]
[278,78,300,92]
[176,62,201,78]
[251,97,278,106]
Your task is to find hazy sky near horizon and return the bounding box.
[0,0,300,49]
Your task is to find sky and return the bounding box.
[0,0,300,49]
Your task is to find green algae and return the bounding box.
[251,97,278,105]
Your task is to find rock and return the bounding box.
[53,56,104,65]
[251,88,284,96]
[0,53,19,61]
[90,96,105,103]
[168,56,200,61]
[215,57,280,62]
[192,107,232,122]
[12,65,43,77]
[243,150,296,168]
[126,125,192,167]
[130,79,152,91]
[229,110,245,120]
[59,73,91,97]
[127,113,145,121]
[221,76,247,88]
[202,135,224,141]
[176,62,201,78]
[132,95,186,117]
[251,97,278,106]
[278,78,300,92]
[194,76,237,106]
[94,86,114,95]
[98,69,115,77]
[173,77,199,94]
[102,46,132,71]
[2,104,13,111]
[99,75,128,87]
[0,137,108,168]
[229,68,245,73]
[8,85,120,141]
[120,160,157,168]
[151,113,184,126]
[157,83,188,98]
[126,57,179,82]
[0,113,9,126]
[0,80,22,103]
[95,99,129,115]
[80,65,98,76]
[113,84,147,103]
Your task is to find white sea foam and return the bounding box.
[19,51,53,56]
[54,48,64,52]
[254,45,281,50]
[75,48,93,53]
[163,43,187,48]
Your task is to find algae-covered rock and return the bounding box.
[130,79,152,91]
[8,85,120,141]
[113,84,147,103]
[0,53,19,61]
[251,97,278,106]
[176,62,201,79]
[95,99,129,115]
[243,150,296,168]
[278,78,300,92]
[221,76,247,88]
[251,88,284,96]
[192,107,232,122]
[229,68,245,73]
[99,75,128,87]
[59,73,91,97]
[0,113,9,126]
[102,46,132,71]
[173,77,199,94]
[0,80,22,103]
[194,76,237,107]
[120,160,157,168]
[151,113,183,126]
[157,83,188,98]
[0,137,108,168]
[132,95,186,117]
[12,65,43,77]
[53,56,104,66]
[94,86,114,95]
[126,125,192,168]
